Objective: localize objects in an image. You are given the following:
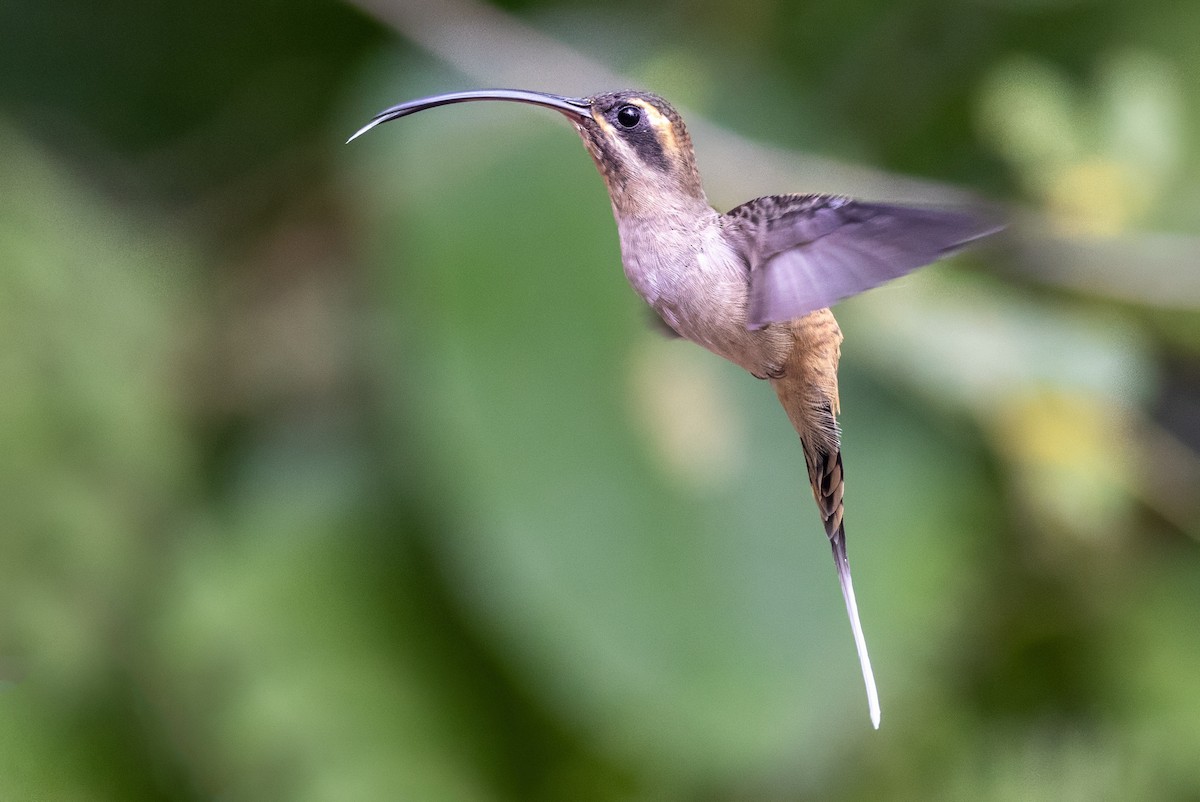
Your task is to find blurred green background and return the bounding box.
[3,0,1200,798]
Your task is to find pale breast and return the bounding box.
[617,218,792,377]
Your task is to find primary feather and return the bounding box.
[724,195,1001,328]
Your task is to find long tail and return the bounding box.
[830,516,881,729]
[773,355,881,728]
[810,445,881,729]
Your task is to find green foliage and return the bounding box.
[2,1,1199,799]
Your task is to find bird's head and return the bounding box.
[348,88,707,217]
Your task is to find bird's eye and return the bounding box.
[615,105,642,128]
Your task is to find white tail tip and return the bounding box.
[831,534,881,729]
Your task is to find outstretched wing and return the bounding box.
[724,194,1002,329]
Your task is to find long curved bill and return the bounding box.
[347,89,593,143]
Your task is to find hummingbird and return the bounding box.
[349,88,1000,729]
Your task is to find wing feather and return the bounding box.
[725,195,1002,329]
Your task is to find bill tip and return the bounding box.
[345,119,379,144]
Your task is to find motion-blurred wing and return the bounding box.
[725,195,1001,329]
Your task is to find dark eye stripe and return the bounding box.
[628,129,669,172]
[598,100,670,173]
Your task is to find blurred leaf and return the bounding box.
[1104,553,1200,795]
[150,513,498,802]
[977,50,1185,234]
[844,272,1156,541]
[0,123,194,679]
[0,123,195,798]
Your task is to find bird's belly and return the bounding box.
[666,302,780,376]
